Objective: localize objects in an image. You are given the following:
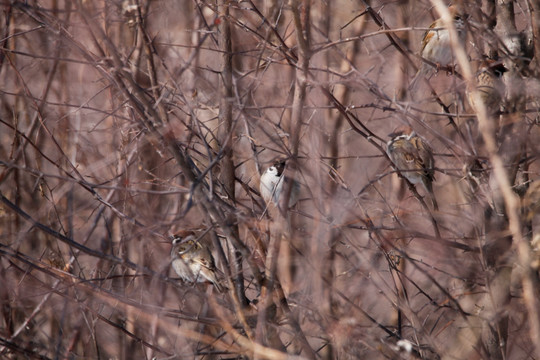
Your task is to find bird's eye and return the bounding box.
[200,259,208,265]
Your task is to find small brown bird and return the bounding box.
[387,126,438,210]
[410,5,468,90]
[523,181,540,221]
[170,230,223,292]
[467,59,507,117]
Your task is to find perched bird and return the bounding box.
[410,5,468,90]
[523,181,540,221]
[260,158,300,208]
[387,126,438,210]
[467,59,507,117]
[170,230,223,292]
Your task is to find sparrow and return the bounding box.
[523,180,540,221]
[466,59,507,117]
[170,230,223,292]
[260,158,300,208]
[410,5,468,90]
[387,126,438,210]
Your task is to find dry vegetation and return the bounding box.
[2,0,540,359]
